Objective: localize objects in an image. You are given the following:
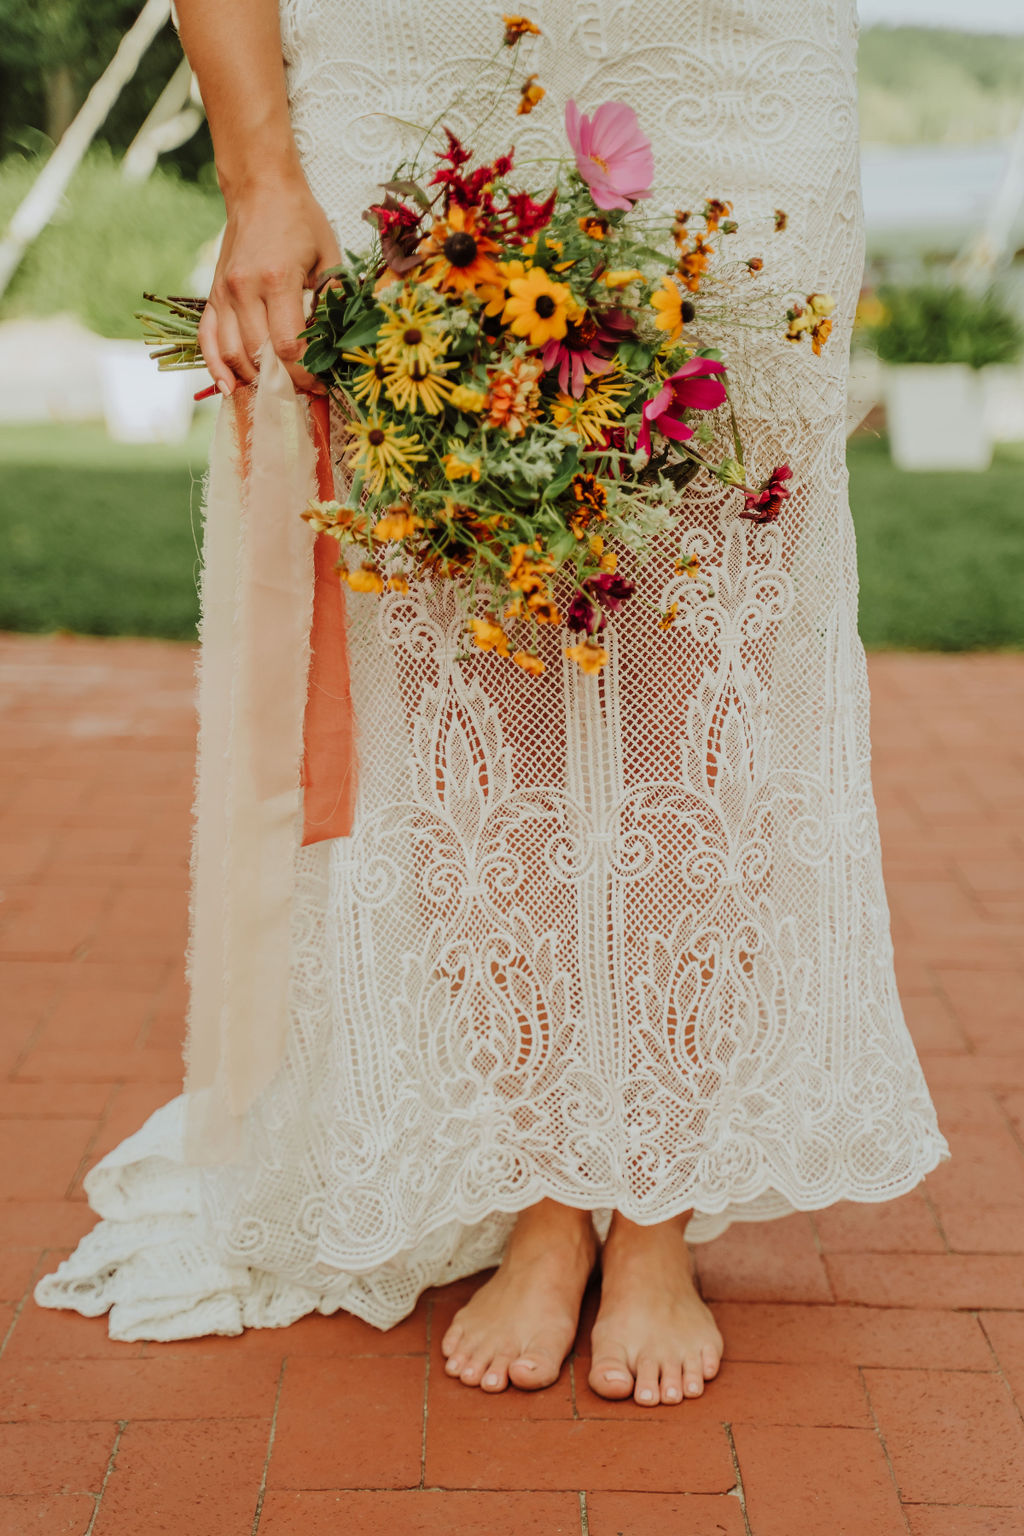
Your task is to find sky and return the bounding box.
[859,0,1024,29]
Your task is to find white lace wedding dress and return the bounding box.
[37,0,948,1339]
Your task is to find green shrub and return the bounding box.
[866,284,1024,370]
[0,146,222,337]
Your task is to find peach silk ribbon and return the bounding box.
[184,348,356,1160]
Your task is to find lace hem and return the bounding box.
[35,1096,949,1339]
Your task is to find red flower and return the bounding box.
[567,572,636,633]
[738,464,793,524]
[636,357,728,455]
[504,188,557,241]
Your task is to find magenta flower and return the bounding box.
[542,308,634,396]
[564,100,654,212]
[636,358,728,456]
[738,465,793,524]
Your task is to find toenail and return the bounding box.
[483,1373,498,1386]
[686,1380,700,1394]
[604,1370,631,1383]
[639,1388,654,1402]
[665,1388,680,1400]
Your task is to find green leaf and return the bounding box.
[336,313,383,351]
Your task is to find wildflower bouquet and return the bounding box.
[141,14,833,677]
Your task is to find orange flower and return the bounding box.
[468,616,510,655]
[418,205,503,296]
[810,316,833,355]
[657,603,679,631]
[675,553,701,579]
[503,14,541,44]
[513,650,545,675]
[517,74,545,114]
[345,564,384,595]
[565,640,608,675]
[578,214,609,240]
[774,209,788,232]
[677,235,713,293]
[387,575,410,594]
[485,356,544,436]
[747,256,764,273]
[373,505,422,541]
[527,594,561,624]
[703,198,732,234]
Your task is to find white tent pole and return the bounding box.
[0,0,173,299]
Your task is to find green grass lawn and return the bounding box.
[0,422,1021,649]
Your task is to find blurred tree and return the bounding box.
[0,0,212,177]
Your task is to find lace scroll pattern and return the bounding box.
[36,0,947,1338]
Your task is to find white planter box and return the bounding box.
[982,364,1024,444]
[884,363,992,472]
[99,340,197,444]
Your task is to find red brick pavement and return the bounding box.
[1,633,1023,1535]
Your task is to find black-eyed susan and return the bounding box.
[344,414,428,493]
[550,371,629,446]
[385,357,453,414]
[650,275,695,343]
[343,346,392,406]
[376,295,449,372]
[503,266,574,347]
[418,206,503,297]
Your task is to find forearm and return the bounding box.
[175,0,303,203]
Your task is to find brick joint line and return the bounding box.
[251,1356,287,1534]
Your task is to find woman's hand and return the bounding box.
[199,175,341,396]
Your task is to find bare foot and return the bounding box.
[589,1211,723,1406]
[441,1200,596,1393]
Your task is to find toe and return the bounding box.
[683,1353,705,1397]
[509,1346,560,1391]
[481,1355,511,1393]
[660,1359,684,1404]
[701,1343,721,1380]
[633,1353,660,1407]
[444,1352,464,1376]
[441,1319,463,1358]
[459,1356,487,1387]
[589,1347,634,1401]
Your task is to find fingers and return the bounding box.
[196,304,236,398]
[210,295,259,387]
[265,282,320,392]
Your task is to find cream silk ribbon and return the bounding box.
[183,350,355,1161]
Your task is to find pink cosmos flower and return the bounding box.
[636,358,728,456]
[564,100,655,212]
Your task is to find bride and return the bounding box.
[37,0,948,1407]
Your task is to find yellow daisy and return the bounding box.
[376,295,449,371]
[385,357,453,414]
[550,372,629,446]
[343,346,392,406]
[650,276,693,343]
[503,266,574,346]
[344,414,428,493]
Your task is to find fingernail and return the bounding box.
[217,380,232,397]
